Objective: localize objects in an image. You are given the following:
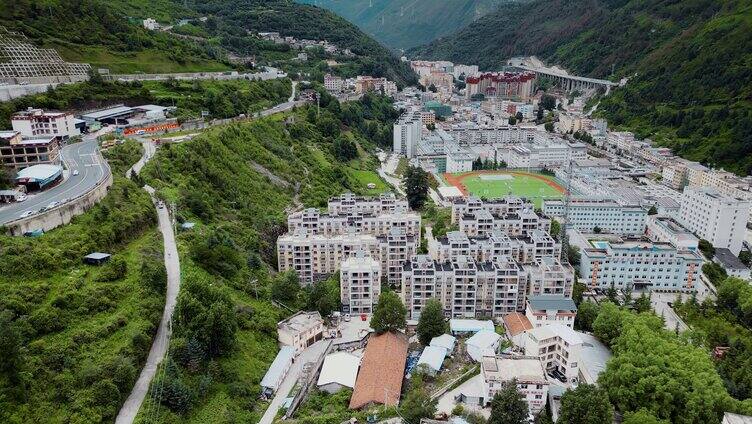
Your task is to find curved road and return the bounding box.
[0,135,108,225]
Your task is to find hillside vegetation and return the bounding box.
[0,155,164,423]
[411,0,752,174]
[297,0,511,50]
[133,93,399,422]
[2,0,416,83]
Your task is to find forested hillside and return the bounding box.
[130,93,400,422]
[297,0,511,50]
[3,0,416,85]
[411,0,752,174]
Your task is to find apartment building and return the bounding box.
[481,355,549,414]
[393,111,422,158]
[458,209,550,238]
[340,252,382,314]
[445,123,536,146]
[429,230,560,267]
[525,295,578,329]
[451,196,535,224]
[12,108,80,140]
[646,216,699,251]
[287,208,420,238]
[401,255,524,320]
[522,323,583,384]
[324,74,344,92]
[277,311,325,354]
[526,258,575,299]
[378,228,419,285]
[277,231,380,284]
[465,72,536,101]
[578,237,703,292]
[679,187,750,255]
[327,192,409,215]
[505,139,587,169]
[542,197,648,236]
[0,130,60,171]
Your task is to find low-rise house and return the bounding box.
[525,295,577,328]
[502,312,533,348]
[260,346,295,398]
[416,345,448,375]
[350,331,409,409]
[466,329,502,362]
[449,319,495,335]
[481,355,549,414]
[714,248,751,280]
[430,334,457,352]
[523,323,583,383]
[277,311,324,355]
[317,351,361,394]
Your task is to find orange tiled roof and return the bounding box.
[349,331,408,409]
[503,312,533,337]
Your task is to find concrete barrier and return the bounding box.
[4,167,113,236]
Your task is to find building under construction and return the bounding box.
[0,26,91,84]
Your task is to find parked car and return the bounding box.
[39,206,48,213]
[16,194,27,202]
[47,201,59,209]
[20,210,34,218]
[344,313,351,322]
[72,170,79,176]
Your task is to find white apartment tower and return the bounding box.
[679,187,750,255]
[393,111,422,158]
[340,252,382,314]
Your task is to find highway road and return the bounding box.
[0,135,108,225]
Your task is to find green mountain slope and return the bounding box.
[2,0,416,84]
[297,0,512,50]
[410,0,752,175]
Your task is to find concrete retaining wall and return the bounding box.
[4,171,113,236]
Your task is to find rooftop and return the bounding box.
[317,351,360,389]
[502,312,533,337]
[527,295,577,312]
[349,331,408,409]
[715,248,748,271]
[277,311,323,334]
[260,346,295,389]
[528,323,583,345]
[481,355,547,383]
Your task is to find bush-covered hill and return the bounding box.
[192,0,417,86]
[2,0,416,84]
[297,0,511,50]
[133,93,400,422]
[410,0,752,175]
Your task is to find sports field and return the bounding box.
[443,170,566,207]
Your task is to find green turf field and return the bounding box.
[459,172,564,207]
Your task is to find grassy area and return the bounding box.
[0,229,165,423]
[453,171,565,208]
[349,169,389,196]
[395,157,410,177]
[102,139,144,176]
[53,44,232,74]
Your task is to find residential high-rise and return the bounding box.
[340,251,382,314]
[679,187,750,255]
[542,197,648,236]
[393,111,422,158]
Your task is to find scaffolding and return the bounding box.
[0,26,91,82]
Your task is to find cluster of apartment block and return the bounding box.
[402,196,575,320]
[1,108,81,171]
[277,193,421,313]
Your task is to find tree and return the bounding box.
[702,262,727,286]
[307,277,339,317]
[606,283,620,305]
[405,166,429,210]
[271,271,301,305]
[633,292,651,313]
[544,122,554,132]
[400,374,437,424]
[567,245,581,267]
[593,225,602,234]
[540,94,556,110]
[536,105,544,121]
[622,409,669,424]
[648,205,658,215]
[739,250,752,267]
[0,310,24,386]
[698,238,715,259]
[558,384,613,424]
[428,83,437,93]
[508,116,517,125]
[572,280,586,306]
[333,136,358,162]
[417,298,447,345]
[370,291,407,333]
[550,219,561,241]
[575,301,599,332]
[426,122,436,131]
[488,379,528,424]
[592,302,625,346]
[515,111,524,122]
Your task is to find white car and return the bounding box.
[72,170,80,176]
[16,194,27,202]
[20,210,34,218]
[47,201,59,209]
